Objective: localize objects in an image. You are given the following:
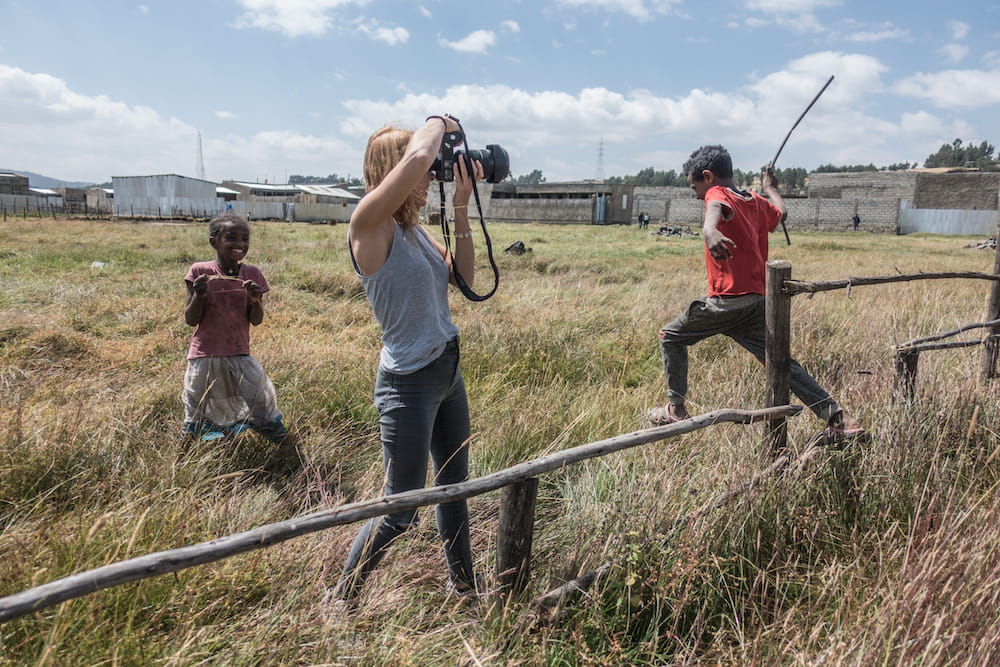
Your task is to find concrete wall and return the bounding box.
[807,171,918,200]
[914,172,1000,210]
[640,189,901,233]
[488,197,594,224]
[634,186,690,226]
[286,201,355,223]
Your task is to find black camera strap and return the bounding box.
[436,117,499,302]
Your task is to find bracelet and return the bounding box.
[452,205,468,209]
[426,115,448,130]
[454,229,472,239]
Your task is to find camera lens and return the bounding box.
[460,145,510,183]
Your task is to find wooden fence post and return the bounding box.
[980,191,1000,381]
[894,348,919,402]
[765,260,793,454]
[496,477,538,597]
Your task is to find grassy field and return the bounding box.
[2,216,1000,665]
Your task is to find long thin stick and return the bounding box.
[770,74,835,246]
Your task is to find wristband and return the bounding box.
[426,115,448,130]
[454,229,472,239]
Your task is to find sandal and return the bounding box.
[647,406,685,426]
[827,424,866,439]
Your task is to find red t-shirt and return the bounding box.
[185,261,269,359]
[703,185,783,297]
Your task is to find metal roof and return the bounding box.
[229,181,299,193]
[294,184,360,199]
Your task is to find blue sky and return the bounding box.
[1,0,998,184]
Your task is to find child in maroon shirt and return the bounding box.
[182,212,288,443]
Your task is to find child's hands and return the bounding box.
[243,280,263,303]
[761,166,780,191]
[704,228,736,261]
[191,274,210,296]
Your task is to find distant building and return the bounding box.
[0,172,29,195]
[28,187,63,208]
[53,187,87,212]
[86,187,114,214]
[221,181,300,202]
[112,174,220,218]
[488,181,635,225]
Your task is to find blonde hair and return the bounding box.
[363,125,423,228]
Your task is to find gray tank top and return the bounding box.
[349,222,459,374]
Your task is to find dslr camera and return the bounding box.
[431,130,510,184]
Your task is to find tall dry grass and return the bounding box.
[2,216,999,665]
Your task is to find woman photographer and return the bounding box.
[333,116,485,600]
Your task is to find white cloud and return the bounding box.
[232,0,367,38]
[940,43,969,64]
[439,29,496,54]
[215,110,236,120]
[138,5,150,15]
[357,21,409,45]
[844,27,908,43]
[743,0,839,33]
[948,20,969,40]
[0,65,194,180]
[418,5,431,19]
[552,0,680,22]
[985,51,1000,68]
[895,69,1000,109]
[0,65,357,182]
[337,52,912,171]
[749,51,886,117]
[501,20,521,33]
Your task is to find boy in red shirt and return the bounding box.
[648,145,862,438]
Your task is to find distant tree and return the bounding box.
[513,169,546,184]
[606,167,686,187]
[814,163,879,173]
[924,139,998,170]
[885,162,916,171]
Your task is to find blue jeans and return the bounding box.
[658,294,840,421]
[336,338,475,597]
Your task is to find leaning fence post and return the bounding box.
[980,194,1000,381]
[894,348,919,402]
[765,260,793,454]
[496,477,538,597]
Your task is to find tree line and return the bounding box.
[508,138,998,189]
[282,139,997,189]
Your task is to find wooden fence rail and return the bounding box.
[0,405,800,624]
[766,258,1000,446]
[782,271,1000,296]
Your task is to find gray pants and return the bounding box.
[658,294,840,421]
[335,338,475,598]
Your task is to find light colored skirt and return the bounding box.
[182,355,281,429]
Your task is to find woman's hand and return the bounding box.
[453,156,484,208]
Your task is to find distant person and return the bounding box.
[333,116,485,601]
[182,212,291,447]
[647,145,864,440]
[852,213,860,231]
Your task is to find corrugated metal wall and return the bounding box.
[899,205,998,235]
